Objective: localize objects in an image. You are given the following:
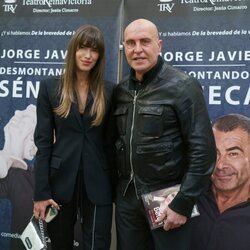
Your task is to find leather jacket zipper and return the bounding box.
[123,91,139,198]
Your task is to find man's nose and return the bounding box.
[134,42,143,52]
[216,154,227,169]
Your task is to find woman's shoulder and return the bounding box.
[38,77,61,100]
[40,76,60,85]
[39,76,61,91]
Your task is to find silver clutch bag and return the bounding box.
[20,215,47,250]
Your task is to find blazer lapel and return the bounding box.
[71,92,94,130]
[85,93,94,131]
[71,102,83,128]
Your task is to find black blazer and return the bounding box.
[33,77,115,205]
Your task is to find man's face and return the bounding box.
[123,22,162,80]
[212,128,250,193]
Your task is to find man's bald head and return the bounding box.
[124,19,160,41]
[123,19,162,80]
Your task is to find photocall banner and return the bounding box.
[0,1,122,249]
[0,0,249,249]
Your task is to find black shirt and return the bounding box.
[129,55,164,92]
[190,187,250,250]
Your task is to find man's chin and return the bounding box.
[132,65,149,75]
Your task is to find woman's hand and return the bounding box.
[33,199,60,220]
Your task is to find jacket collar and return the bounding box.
[129,55,164,91]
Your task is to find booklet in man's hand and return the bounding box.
[141,184,200,230]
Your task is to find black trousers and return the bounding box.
[47,174,112,250]
[115,182,192,250]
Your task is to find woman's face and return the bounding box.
[75,45,99,74]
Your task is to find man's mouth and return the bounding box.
[214,172,235,181]
[133,57,145,61]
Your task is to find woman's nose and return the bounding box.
[84,48,91,57]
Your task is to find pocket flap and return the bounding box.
[115,138,125,151]
[50,156,62,169]
[114,106,128,116]
[136,143,172,154]
[138,106,163,115]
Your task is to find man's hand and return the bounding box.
[33,199,60,220]
[156,206,187,231]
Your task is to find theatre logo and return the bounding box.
[2,0,17,13]
[157,0,175,12]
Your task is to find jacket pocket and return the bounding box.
[135,142,177,181]
[114,105,128,135]
[138,105,163,137]
[115,138,128,177]
[49,156,62,179]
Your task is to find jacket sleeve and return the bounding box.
[168,78,216,217]
[33,79,55,201]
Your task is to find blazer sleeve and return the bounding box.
[33,79,55,201]
[103,83,118,197]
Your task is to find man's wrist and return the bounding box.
[168,192,195,217]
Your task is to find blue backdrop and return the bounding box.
[0,0,249,249]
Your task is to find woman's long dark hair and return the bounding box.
[55,25,106,126]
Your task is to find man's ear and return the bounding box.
[158,39,163,53]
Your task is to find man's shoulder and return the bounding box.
[118,75,130,85]
[160,63,189,81]
[161,64,204,98]
[115,75,130,92]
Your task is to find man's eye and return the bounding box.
[141,39,151,46]
[125,40,135,48]
[141,39,150,45]
[229,152,239,157]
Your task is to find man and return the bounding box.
[190,114,250,250]
[112,19,216,250]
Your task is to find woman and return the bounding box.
[33,25,115,250]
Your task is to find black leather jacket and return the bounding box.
[113,60,216,217]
